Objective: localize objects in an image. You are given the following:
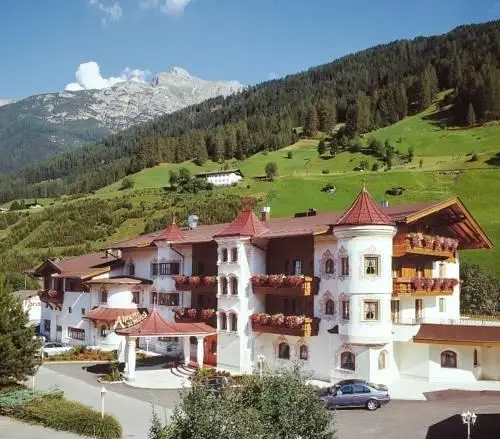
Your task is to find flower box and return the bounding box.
[423,235,435,249]
[434,236,445,251]
[422,278,434,290]
[251,314,320,336]
[174,276,189,287]
[268,275,284,288]
[251,275,319,296]
[270,313,285,326]
[412,278,424,290]
[202,276,217,287]
[189,276,201,287]
[432,278,443,291]
[201,309,215,320]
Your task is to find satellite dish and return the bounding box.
[188,215,199,229]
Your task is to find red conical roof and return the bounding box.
[336,187,396,226]
[155,217,185,242]
[215,206,269,238]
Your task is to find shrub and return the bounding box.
[120,178,134,190]
[371,162,379,171]
[286,151,293,159]
[15,395,122,439]
[470,153,479,162]
[0,389,61,416]
[322,169,330,174]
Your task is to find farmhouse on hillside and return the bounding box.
[195,169,243,186]
[31,188,499,386]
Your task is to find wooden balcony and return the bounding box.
[251,275,319,297]
[38,289,64,309]
[251,314,320,336]
[393,234,458,259]
[173,308,217,326]
[174,275,217,293]
[393,278,458,297]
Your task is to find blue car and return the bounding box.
[319,382,390,411]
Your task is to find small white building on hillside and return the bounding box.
[13,290,42,326]
[196,169,243,186]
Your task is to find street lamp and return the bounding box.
[100,386,107,419]
[257,354,265,380]
[461,410,477,439]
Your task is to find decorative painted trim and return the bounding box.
[338,293,351,323]
[294,337,310,361]
[318,249,336,279]
[359,245,383,280]
[320,290,336,321]
[337,246,351,281]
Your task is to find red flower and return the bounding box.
[202,276,217,287]
[268,275,284,288]
[270,313,285,326]
[174,275,188,286]
[187,308,198,319]
[412,278,424,290]
[423,278,434,290]
[285,315,305,329]
[173,307,186,318]
[251,275,269,287]
[201,309,215,320]
[284,275,304,288]
[189,276,201,286]
[432,278,443,290]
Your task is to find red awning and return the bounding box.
[115,308,216,337]
[83,307,147,323]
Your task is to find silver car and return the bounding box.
[320,382,390,411]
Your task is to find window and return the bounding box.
[219,312,227,331]
[230,277,238,295]
[66,278,82,292]
[43,276,51,290]
[364,256,380,276]
[325,299,335,315]
[378,351,388,370]
[68,306,72,314]
[230,313,238,332]
[81,308,85,315]
[339,385,353,394]
[100,289,108,304]
[353,384,371,394]
[474,349,479,367]
[439,262,446,278]
[340,351,355,371]
[299,345,308,360]
[44,319,51,333]
[56,325,62,332]
[278,342,290,359]
[340,257,349,276]
[132,291,141,304]
[100,325,108,337]
[128,262,135,276]
[363,301,379,321]
[231,247,238,262]
[293,260,303,275]
[159,262,180,276]
[158,293,179,306]
[341,300,350,320]
[439,298,446,313]
[68,327,85,341]
[221,248,228,263]
[325,258,334,274]
[221,277,228,295]
[159,337,179,342]
[151,262,158,276]
[440,350,457,368]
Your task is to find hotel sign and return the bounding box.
[115,311,148,329]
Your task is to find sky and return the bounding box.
[1,0,499,99]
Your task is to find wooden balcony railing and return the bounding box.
[173,307,216,325]
[393,278,458,297]
[251,313,320,336]
[174,275,217,292]
[251,275,319,296]
[393,234,459,259]
[38,289,64,309]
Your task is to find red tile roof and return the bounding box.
[336,188,396,226]
[154,220,185,242]
[214,207,269,238]
[83,307,147,323]
[414,324,500,345]
[115,308,216,337]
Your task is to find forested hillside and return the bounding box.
[1,20,500,204]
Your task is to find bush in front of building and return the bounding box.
[46,346,117,362]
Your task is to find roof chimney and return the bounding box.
[261,206,271,222]
[380,200,389,208]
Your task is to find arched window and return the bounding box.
[219,312,227,331]
[378,351,388,370]
[230,277,238,295]
[221,248,228,263]
[230,313,238,332]
[440,350,457,368]
[474,349,479,367]
[100,325,108,337]
[340,351,355,371]
[128,261,135,276]
[325,258,334,274]
[99,288,108,304]
[299,345,308,360]
[278,343,290,359]
[221,277,228,295]
[231,247,238,262]
[325,299,335,315]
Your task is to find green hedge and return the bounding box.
[0,391,122,439]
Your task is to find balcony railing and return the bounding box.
[173,307,216,325]
[38,289,64,309]
[251,313,320,336]
[392,316,500,327]
[251,275,319,296]
[174,275,217,292]
[393,234,459,258]
[393,278,458,297]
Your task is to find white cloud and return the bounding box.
[89,0,122,24]
[65,61,150,91]
[140,0,193,15]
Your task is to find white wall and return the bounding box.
[59,291,92,345]
[206,173,242,186]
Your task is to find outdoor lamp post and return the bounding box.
[257,354,265,380]
[461,409,477,439]
[100,386,107,419]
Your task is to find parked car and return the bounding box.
[318,379,388,396]
[42,342,72,358]
[319,382,390,411]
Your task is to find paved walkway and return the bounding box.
[35,366,173,439]
[128,368,191,389]
[0,417,81,439]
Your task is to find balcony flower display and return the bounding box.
[434,236,445,251]
[412,278,424,290]
[47,289,58,298]
[285,315,306,329]
[432,278,443,291]
[187,308,198,319]
[174,275,189,287]
[270,313,285,326]
[444,237,454,251]
[268,275,284,288]
[173,307,186,318]
[422,278,434,290]
[251,275,269,287]
[423,235,435,249]
[409,232,423,248]
[252,313,271,325]
[189,276,201,287]
[201,309,215,320]
[202,276,217,287]
[284,275,304,288]
[442,278,453,289]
